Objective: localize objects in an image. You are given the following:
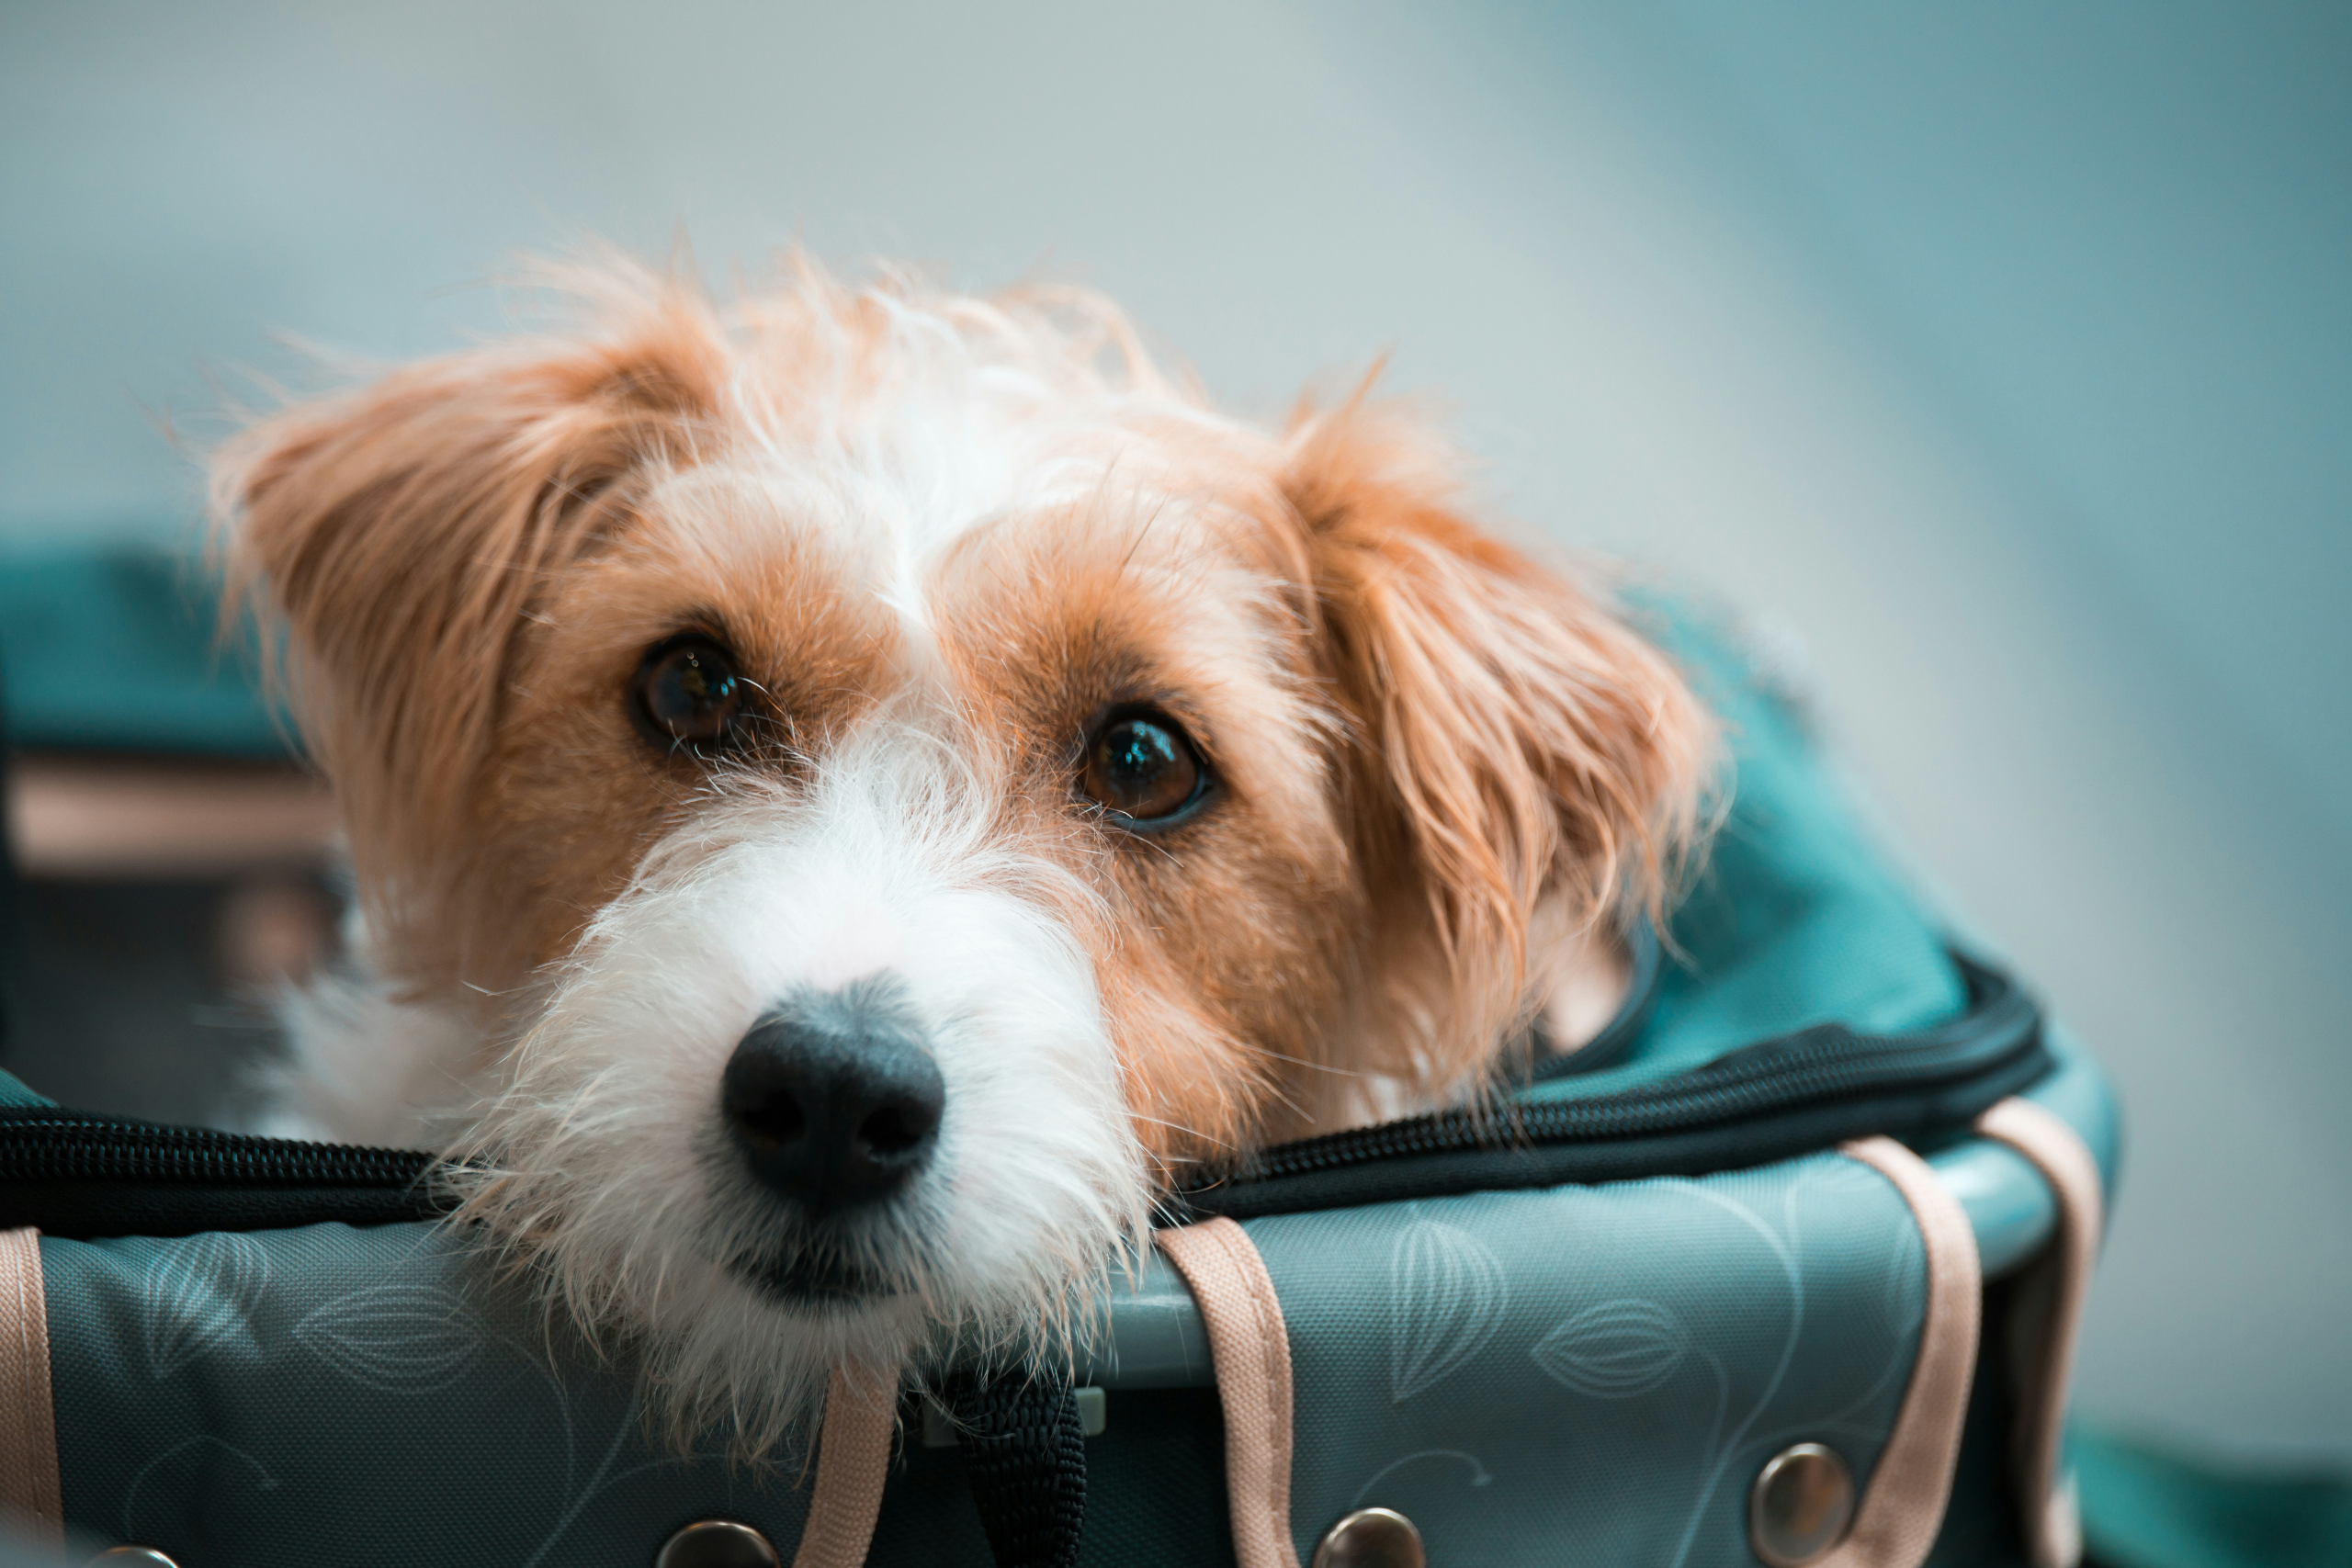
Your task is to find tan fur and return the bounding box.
[1274,395,1714,1126]
[215,252,1714,1183]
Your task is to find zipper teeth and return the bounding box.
[1242,1023,2031,1183]
[2,1044,2014,1187]
[1,970,2032,1195]
[0,1117,433,1187]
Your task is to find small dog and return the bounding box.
[214,254,1713,1450]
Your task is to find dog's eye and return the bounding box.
[1080,709,1208,825]
[632,635,745,750]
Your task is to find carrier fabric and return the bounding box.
[33,1145,1925,1567]
[1261,1155,1931,1565]
[1539,601,1970,1101]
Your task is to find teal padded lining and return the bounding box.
[1523,605,1968,1102]
[0,543,290,757]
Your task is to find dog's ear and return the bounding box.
[1283,397,1713,1081]
[212,274,728,958]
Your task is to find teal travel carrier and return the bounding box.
[0,567,2118,1568]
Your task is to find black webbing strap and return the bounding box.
[947,1369,1086,1568]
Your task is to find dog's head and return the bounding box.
[215,255,1711,1447]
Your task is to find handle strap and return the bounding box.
[1822,1136,1985,1568]
[1156,1217,1300,1568]
[0,1226,62,1546]
[790,1368,894,1568]
[1976,1097,2105,1568]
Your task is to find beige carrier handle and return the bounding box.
[789,1368,895,1568]
[1155,1218,1302,1568]
[0,1226,63,1546]
[1825,1136,1985,1568]
[1975,1097,2106,1568]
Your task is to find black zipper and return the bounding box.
[0,1111,441,1239]
[0,953,2046,1235]
[1174,950,2048,1220]
[0,1115,431,1187]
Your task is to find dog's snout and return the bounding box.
[720,977,945,1217]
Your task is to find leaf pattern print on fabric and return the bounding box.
[1530,1297,1692,1399]
[143,1233,271,1378]
[293,1283,486,1393]
[1348,1450,1495,1512]
[122,1435,277,1542]
[1388,1219,1507,1403]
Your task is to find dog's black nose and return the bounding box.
[720,977,945,1217]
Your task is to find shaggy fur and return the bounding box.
[213,252,1714,1450]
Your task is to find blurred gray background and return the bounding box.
[3,0,2346,1462]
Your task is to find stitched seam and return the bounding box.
[1206,1226,1272,1564]
[1230,1226,1285,1552]
[0,1228,62,1542]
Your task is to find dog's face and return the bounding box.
[218,259,1708,1447]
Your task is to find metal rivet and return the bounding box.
[1311,1506,1425,1568]
[86,1551,181,1568]
[655,1518,781,1568]
[1749,1442,1856,1568]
